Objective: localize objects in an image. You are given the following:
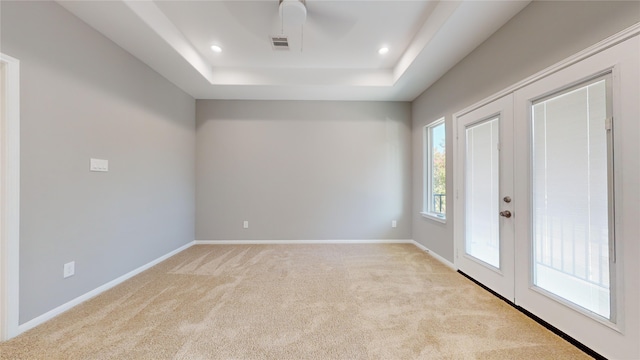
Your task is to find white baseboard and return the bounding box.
[17,241,194,334]
[410,240,457,271]
[194,239,414,245]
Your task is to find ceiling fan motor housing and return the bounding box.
[279,0,307,26]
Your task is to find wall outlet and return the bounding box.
[391,220,397,228]
[63,261,75,278]
[243,220,249,229]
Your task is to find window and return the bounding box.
[465,116,500,268]
[423,118,446,221]
[531,75,613,319]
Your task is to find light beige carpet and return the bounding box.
[1,244,590,359]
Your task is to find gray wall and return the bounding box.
[412,1,640,261]
[196,100,411,240]
[1,1,196,323]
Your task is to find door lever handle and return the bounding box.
[499,210,512,218]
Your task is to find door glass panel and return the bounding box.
[531,78,611,319]
[465,117,500,268]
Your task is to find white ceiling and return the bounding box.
[58,0,530,101]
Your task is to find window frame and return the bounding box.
[528,73,616,322]
[422,117,446,223]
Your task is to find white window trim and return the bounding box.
[423,117,446,223]
[421,211,446,223]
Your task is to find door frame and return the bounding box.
[0,53,20,341]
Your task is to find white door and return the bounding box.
[454,94,514,301]
[513,36,639,359]
[454,34,639,359]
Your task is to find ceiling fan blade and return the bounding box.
[223,1,281,41]
[305,1,357,39]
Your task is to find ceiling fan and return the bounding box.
[223,0,356,50]
[278,0,308,27]
[277,0,357,50]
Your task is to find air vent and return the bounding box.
[271,36,289,50]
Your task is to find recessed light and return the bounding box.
[378,47,389,55]
[210,45,222,53]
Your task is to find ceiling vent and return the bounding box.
[271,36,289,50]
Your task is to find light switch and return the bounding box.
[90,158,109,172]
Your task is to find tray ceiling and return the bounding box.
[58,0,530,101]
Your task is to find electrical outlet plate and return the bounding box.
[392,220,397,228]
[243,220,249,229]
[63,261,75,278]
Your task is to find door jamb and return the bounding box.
[0,53,20,341]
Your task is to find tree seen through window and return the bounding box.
[431,123,446,215]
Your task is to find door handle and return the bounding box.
[499,210,512,218]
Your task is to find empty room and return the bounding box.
[1,0,639,359]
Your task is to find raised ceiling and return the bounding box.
[58,0,530,101]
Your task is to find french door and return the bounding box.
[455,35,639,359]
[512,36,639,358]
[455,94,514,301]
